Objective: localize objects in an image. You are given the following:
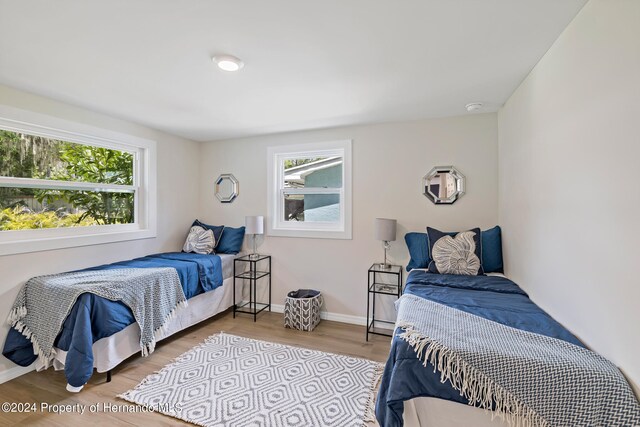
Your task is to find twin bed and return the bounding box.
[3,251,241,392]
[376,228,640,427]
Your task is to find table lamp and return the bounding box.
[375,218,397,269]
[245,215,264,259]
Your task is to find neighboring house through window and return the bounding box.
[0,106,157,255]
[267,140,352,239]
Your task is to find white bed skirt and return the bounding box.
[403,397,512,427]
[42,275,242,377]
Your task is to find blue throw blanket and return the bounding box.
[8,268,185,364]
[2,252,223,387]
[376,271,586,426]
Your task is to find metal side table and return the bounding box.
[233,254,271,322]
[366,263,402,341]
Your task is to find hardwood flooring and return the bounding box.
[0,310,392,426]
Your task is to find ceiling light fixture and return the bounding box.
[212,55,244,72]
[465,102,484,112]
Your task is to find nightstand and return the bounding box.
[233,254,271,322]
[366,263,403,341]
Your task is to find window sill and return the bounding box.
[268,227,352,240]
[0,227,157,256]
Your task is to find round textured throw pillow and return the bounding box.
[183,226,215,254]
[432,231,481,275]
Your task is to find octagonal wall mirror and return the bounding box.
[215,173,239,203]
[423,166,465,205]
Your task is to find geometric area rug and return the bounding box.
[118,333,385,427]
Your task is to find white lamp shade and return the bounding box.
[245,215,264,235]
[375,218,397,242]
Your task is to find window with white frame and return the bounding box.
[267,140,352,239]
[0,107,156,255]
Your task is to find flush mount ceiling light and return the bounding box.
[212,55,244,72]
[465,102,484,112]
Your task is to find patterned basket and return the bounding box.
[284,289,323,332]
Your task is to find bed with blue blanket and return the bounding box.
[2,252,236,391]
[375,270,586,427]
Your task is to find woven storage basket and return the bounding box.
[284,289,323,331]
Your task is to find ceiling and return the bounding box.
[0,0,587,142]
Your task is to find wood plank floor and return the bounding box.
[0,310,392,426]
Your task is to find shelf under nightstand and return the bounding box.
[366,263,403,341]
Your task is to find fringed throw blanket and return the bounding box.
[8,268,186,368]
[396,294,640,427]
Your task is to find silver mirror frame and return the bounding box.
[215,173,239,203]
[422,166,465,205]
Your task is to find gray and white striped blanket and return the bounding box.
[396,294,640,427]
[8,268,186,367]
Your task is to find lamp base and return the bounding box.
[248,234,260,260]
[378,241,392,270]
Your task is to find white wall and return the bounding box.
[199,114,498,321]
[498,0,640,388]
[0,85,201,379]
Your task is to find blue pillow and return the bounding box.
[216,226,246,254]
[481,226,503,273]
[404,226,503,273]
[192,220,224,249]
[405,232,430,271]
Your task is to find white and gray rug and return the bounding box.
[118,332,384,427]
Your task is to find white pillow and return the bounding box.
[183,226,215,254]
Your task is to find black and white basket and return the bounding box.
[284,289,323,332]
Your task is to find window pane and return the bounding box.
[0,187,134,230]
[284,193,340,222]
[0,129,134,185]
[283,156,342,189]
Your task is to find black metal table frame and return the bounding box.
[366,264,402,341]
[233,254,271,322]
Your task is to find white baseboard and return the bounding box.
[271,304,367,326]
[0,364,34,384]
[270,304,394,330]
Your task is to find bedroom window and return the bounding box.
[0,107,157,255]
[267,140,352,239]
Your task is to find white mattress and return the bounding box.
[38,253,243,387]
[404,397,512,427]
[219,253,238,280]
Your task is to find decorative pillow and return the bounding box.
[216,226,246,254]
[405,226,503,273]
[192,219,224,249]
[480,226,503,273]
[183,226,215,254]
[427,227,484,275]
